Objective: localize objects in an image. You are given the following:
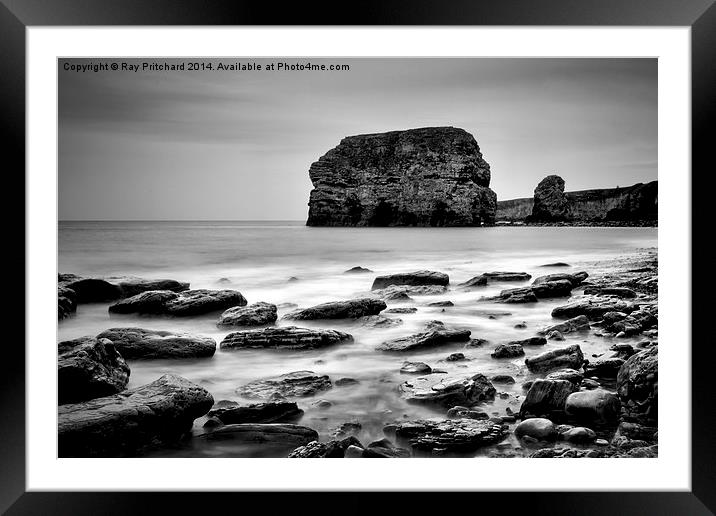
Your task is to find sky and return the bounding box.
[59,58,657,221]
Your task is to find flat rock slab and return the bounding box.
[201,423,318,447]
[482,271,532,282]
[532,271,588,287]
[540,315,590,335]
[358,315,403,328]
[217,302,278,327]
[398,373,495,407]
[551,298,636,320]
[373,285,448,299]
[371,270,449,290]
[58,336,130,404]
[583,286,637,298]
[109,289,247,316]
[376,328,471,352]
[283,298,386,320]
[59,273,189,303]
[237,371,332,400]
[58,374,213,457]
[208,400,303,424]
[510,336,547,347]
[387,418,507,452]
[220,326,352,351]
[525,344,585,373]
[96,328,216,359]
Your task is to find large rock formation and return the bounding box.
[496,177,657,224]
[306,127,497,226]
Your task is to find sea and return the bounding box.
[58,221,658,457]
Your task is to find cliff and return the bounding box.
[496,178,657,223]
[306,127,497,226]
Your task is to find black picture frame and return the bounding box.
[3,0,714,513]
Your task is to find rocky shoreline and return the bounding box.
[57,251,658,458]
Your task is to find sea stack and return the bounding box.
[306,127,497,226]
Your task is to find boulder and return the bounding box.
[491,375,515,384]
[305,127,496,227]
[491,343,524,359]
[236,371,332,400]
[58,337,130,404]
[96,328,216,359]
[562,427,597,444]
[201,423,318,448]
[545,368,584,385]
[613,421,658,442]
[616,346,658,422]
[58,374,213,457]
[497,287,538,304]
[529,174,570,222]
[109,289,247,316]
[540,315,590,335]
[335,377,360,387]
[374,285,448,298]
[207,400,303,424]
[376,327,471,352]
[398,373,495,407]
[532,271,588,287]
[217,302,278,327]
[283,298,386,320]
[371,270,449,290]
[510,336,547,347]
[458,275,488,288]
[288,436,363,458]
[220,326,352,351]
[565,389,621,424]
[514,418,557,441]
[427,300,454,307]
[525,344,584,373]
[58,273,123,303]
[519,379,578,419]
[106,276,190,297]
[530,279,574,298]
[584,357,626,379]
[400,361,432,374]
[445,352,466,362]
[58,286,77,320]
[551,298,634,320]
[388,418,507,452]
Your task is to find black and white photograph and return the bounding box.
[56,57,659,460]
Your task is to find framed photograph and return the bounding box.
[5,0,714,512]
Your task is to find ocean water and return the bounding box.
[58,221,657,457]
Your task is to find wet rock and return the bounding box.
[482,271,532,282]
[529,175,570,222]
[551,298,634,320]
[491,343,524,359]
[584,357,626,379]
[581,379,600,389]
[335,377,360,387]
[58,374,213,457]
[384,307,417,314]
[514,322,527,329]
[344,445,365,458]
[203,417,223,429]
[312,399,333,409]
[360,438,410,458]
[446,406,488,420]
[400,361,433,375]
[466,338,489,347]
[562,426,596,444]
[58,286,77,320]
[376,327,471,352]
[613,421,657,442]
[237,371,332,400]
[344,266,372,274]
[616,346,658,422]
[514,418,557,441]
[220,326,352,351]
[495,287,537,304]
[565,389,621,424]
[525,344,585,373]
[583,286,637,298]
[609,343,636,359]
[531,280,575,298]
[546,330,565,340]
[58,273,123,303]
[519,379,578,419]
[105,276,190,298]
[445,352,466,362]
[217,302,278,327]
[532,271,588,287]
[287,277,299,283]
[545,368,584,384]
[96,328,216,359]
[109,289,247,316]
[58,337,130,404]
[427,300,454,307]
[398,373,495,407]
[207,401,303,424]
[202,423,318,448]
[540,262,571,267]
[358,315,403,328]
[607,309,657,336]
[289,436,362,458]
[603,311,628,324]
[491,374,515,384]
[284,298,386,320]
[540,315,590,335]
[510,336,547,347]
[375,287,414,302]
[331,421,362,439]
[371,270,449,290]
[389,418,506,452]
[458,275,488,288]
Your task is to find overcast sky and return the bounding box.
[59,58,656,221]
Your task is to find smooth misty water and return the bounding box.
[58,221,657,457]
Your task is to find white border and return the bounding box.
[27,27,691,491]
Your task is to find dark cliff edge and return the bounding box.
[496,179,657,226]
[306,127,497,227]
